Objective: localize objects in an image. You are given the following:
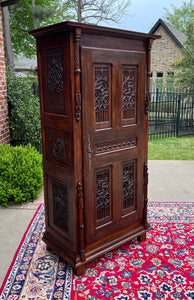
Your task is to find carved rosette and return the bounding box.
[45,129,70,167]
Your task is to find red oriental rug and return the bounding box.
[0,202,194,300]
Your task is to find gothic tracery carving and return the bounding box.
[53,181,68,232]
[46,52,64,93]
[122,161,136,210]
[94,66,111,124]
[96,169,111,222]
[123,67,136,119]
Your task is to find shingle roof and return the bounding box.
[149,18,187,48]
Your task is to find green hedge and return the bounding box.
[0,144,43,207]
[7,73,41,152]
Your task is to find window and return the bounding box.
[157,72,163,78]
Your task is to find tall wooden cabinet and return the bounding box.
[30,22,159,275]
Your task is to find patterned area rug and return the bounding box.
[0,202,193,300]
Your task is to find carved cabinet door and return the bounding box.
[81,47,146,249]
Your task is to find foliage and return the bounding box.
[7,72,42,152]
[164,1,194,88]
[7,0,130,58]
[164,0,194,33]
[9,0,74,58]
[148,136,194,160]
[70,0,130,24]
[171,26,194,89]
[0,144,43,207]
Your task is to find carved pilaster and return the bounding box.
[74,28,82,121]
[143,163,149,229]
[77,181,85,262]
[145,39,153,115]
[75,92,81,121]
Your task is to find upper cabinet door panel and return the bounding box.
[81,47,145,132]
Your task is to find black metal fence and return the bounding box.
[148,88,194,140]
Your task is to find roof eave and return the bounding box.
[0,0,19,7]
[149,18,184,48]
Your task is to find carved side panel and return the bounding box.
[94,65,112,128]
[122,160,136,213]
[53,181,68,233]
[45,128,71,167]
[122,66,137,123]
[96,168,112,225]
[45,51,65,113]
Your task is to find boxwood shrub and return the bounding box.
[0,144,43,207]
[7,72,41,152]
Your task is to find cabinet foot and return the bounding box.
[137,233,146,242]
[74,264,85,276]
[46,244,52,252]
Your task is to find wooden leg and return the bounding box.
[137,233,146,242]
[46,244,52,251]
[73,264,85,276]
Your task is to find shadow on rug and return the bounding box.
[0,202,193,300]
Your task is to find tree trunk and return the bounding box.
[2,6,15,70]
[31,0,37,29]
[77,0,82,22]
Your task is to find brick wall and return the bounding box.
[151,25,183,80]
[0,6,10,144]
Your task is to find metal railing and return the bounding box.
[148,88,194,140]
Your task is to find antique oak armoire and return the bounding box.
[30,22,159,275]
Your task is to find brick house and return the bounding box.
[149,18,186,85]
[0,4,9,144]
[0,0,19,144]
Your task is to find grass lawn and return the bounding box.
[148,136,194,160]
